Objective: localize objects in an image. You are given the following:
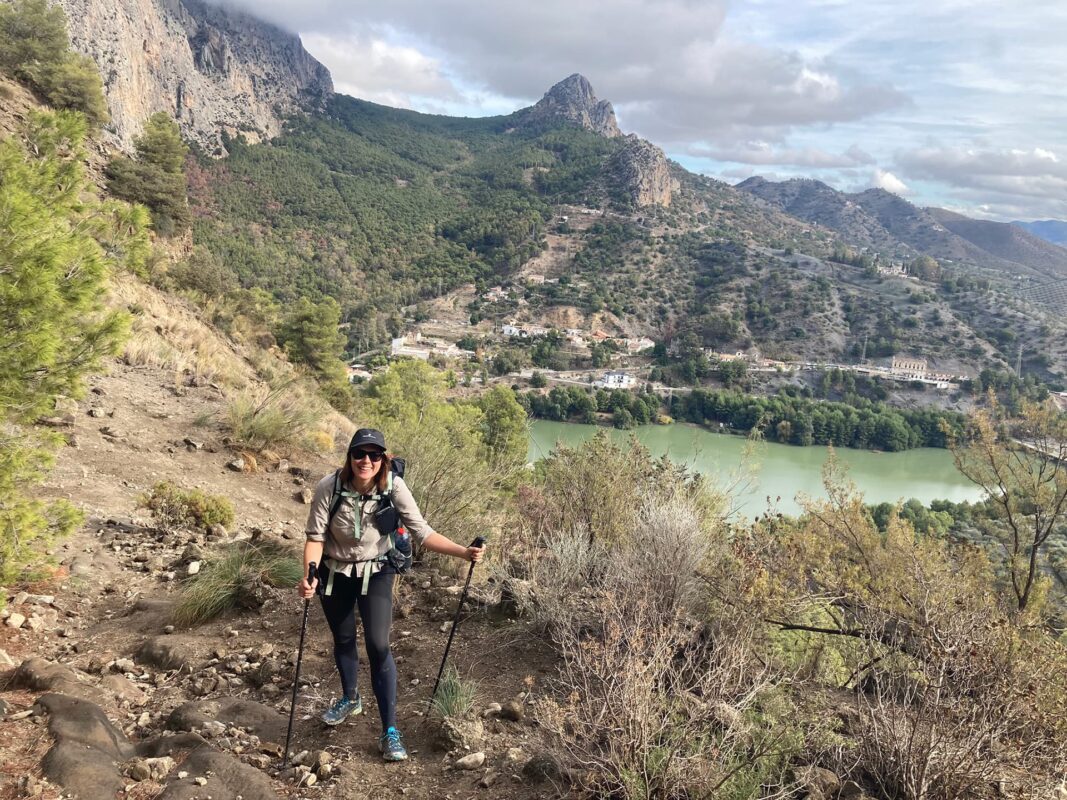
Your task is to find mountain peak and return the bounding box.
[524,73,621,138]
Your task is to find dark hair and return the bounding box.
[340,450,393,494]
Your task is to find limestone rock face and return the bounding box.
[520,73,620,138]
[610,134,676,207]
[56,0,333,153]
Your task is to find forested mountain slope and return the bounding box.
[186,84,1067,385]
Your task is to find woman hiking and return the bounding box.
[298,428,485,761]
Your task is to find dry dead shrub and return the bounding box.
[533,499,811,800]
[772,464,1067,799]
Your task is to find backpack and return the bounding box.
[324,457,412,588]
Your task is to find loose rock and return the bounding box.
[499,699,525,722]
[453,752,486,770]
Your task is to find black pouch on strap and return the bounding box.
[374,497,399,535]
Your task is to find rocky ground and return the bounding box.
[0,359,559,800]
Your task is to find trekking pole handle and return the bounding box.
[307,561,317,582]
[470,537,486,548]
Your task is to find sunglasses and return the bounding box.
[350,449,384,462]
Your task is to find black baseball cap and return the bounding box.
[348,428,387,453]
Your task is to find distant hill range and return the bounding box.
[1012,220,1067,247]
[36,0,1067,383]
[737,177,1067,283]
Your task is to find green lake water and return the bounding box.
[528,420,984,517]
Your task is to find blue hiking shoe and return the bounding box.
[321,693,362,726]
[379,726,408,761]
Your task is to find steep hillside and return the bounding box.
[929,208,1067,278]
[1014,219,1067,247]
[181,78,1067,384]
[737,177,1020,271]
[57,0,332,152]
[736,176,909,255]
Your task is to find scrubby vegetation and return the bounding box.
[508,423,1067,799]
[225,382,333,453]
[140,482,235,531]
[429,665,478,721]
[172,541,302,627]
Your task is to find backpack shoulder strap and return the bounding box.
[326,469,345,529]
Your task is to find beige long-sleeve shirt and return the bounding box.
[304,472,435,578]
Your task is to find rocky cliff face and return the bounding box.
[610,135,675,207]
[517,73,620,138]
[56,0,333,153]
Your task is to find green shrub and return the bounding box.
[430,664,477,720]
[225,383,323,452]
[172,541,302,627]
[140,482,234,530]
[0,0,107,125]
[0,429,82,602]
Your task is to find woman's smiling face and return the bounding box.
[350,448,384,484]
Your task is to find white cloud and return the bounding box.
[870,169,909,195]
[301,33,460,109]
[689,141,875,168]
[201,0,1067,220]
[896,145,1067,218]
[209,0,906,147]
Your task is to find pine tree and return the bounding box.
[0,0,108,126]
[106,112,190,234]
[276,296,352,409]
[0,111,145,592]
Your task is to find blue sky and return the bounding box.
[226,0,1067,221]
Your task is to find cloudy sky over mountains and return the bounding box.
[220,0,1066,221]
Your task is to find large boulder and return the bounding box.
[136,636,194,671]
[34,692,278,799]
[36,693,134,798]
[156,747,278,800]
[167,697,287,742]
[13,658,103,702]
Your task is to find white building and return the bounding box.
[594,371,637,389]
[390,336,430,361]
[890,356,928,379]
[501,324,522,337]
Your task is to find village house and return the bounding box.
[878,262,909,278]
[594,371,637,389]
[391,332,468,361]
[391,336,430,361]
[482,286,508,301]
[564,328,586,345]
[525,274,546,285]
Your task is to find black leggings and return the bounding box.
[318,567,397,729]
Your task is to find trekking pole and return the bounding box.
[283,561,317,768]
[427,537,486,716]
